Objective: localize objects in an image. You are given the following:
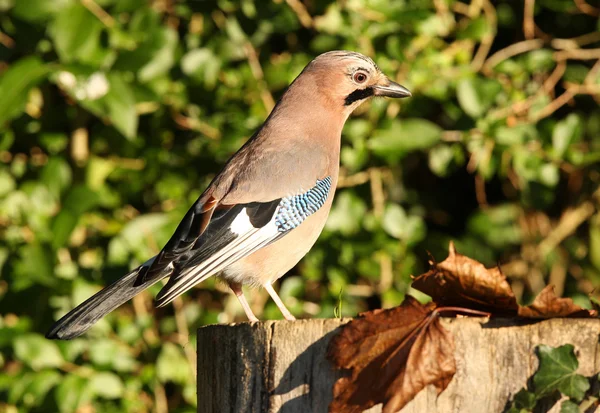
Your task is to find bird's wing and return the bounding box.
[151,175,333,307]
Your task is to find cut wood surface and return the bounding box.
[197,318,600,413]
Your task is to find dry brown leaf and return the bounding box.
[327,296,456,413]
[328,242,597,413]
[518,285,597,318]
[411,241,519,316]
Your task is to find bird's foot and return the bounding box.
[229,281,259,322]
[264,283,297,321]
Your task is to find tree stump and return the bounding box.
[197,318,600,413]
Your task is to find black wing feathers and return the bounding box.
[141,197,215,283]
[46,262,169,339]
[147,198,282,284]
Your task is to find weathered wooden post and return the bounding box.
[197,318,600,413]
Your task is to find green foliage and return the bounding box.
[1,0,600,411]
[506,344,596,413]
[534,344,590,401]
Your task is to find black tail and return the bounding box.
[46,258,170,340]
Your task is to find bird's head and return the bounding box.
[302,51,411,116]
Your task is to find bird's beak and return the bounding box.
[373,80,412,98]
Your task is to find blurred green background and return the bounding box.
[1,0,600,411]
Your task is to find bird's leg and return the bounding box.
[228,282,258,322]
[264,283,296,321]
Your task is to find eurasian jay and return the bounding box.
[46,51,411,339]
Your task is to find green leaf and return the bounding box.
[41,157,72,198]
[90,372,124,399]
[467,204,522,248]
[560,400,580,413]
[51,185,101,249]
[382,204,426,245]
[429,144,465,177]
[49,3,105,64]
[0,57,49,126]
[590,217,600,272]
[12,0,73,22]
[533,344,590,402]
[138,27,178,82]
[13,334,64,370]
[525,50,555,74]
[511,388,537,410]
[8,372,34,405]
[369,119,442,159]
[89,339,138,372]
[86,156,117,190]
[181,48,222,88]
[156,343,190,385]
[325,191,367,235]
[0,169,16,197]
[495,124,537,146]
[538,163,559,187]
[456,78,502,118]
[104,74,138,139]
[20,370,62,407]
[13,243,56,290]
[457,16,492,40]
[109,213,171,261]
[553,114,583,158]
[55,375,91,413]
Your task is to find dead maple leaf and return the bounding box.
[411,241,519,316]
[328,242,597,413]
[518,285,597,318]
[327,296,456,413]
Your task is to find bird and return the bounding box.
[46,50,411,339]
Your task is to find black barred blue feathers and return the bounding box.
[275,177,332,232]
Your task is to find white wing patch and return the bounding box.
[155,213,280,307]
[230,207,254,235]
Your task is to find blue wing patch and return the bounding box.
[275,176,332,232]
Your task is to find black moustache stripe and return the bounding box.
[344,87,374,106]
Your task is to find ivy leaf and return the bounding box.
[507,388,537,412]
[533,344,590,402]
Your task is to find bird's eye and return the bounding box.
[353,71,368,84]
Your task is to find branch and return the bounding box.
[471,0,497,72]
[81,0,115,28]
[482,39,544,74]
[551,32,600,50]
[244,42,275,112]
[523,0,535,40]
[537,190,599,258]
[574,0,600,16]
[285,0,313,28]
[554,48,600,61]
